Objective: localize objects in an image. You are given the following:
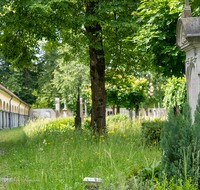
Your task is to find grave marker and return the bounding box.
[176,1,200,121]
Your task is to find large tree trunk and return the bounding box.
[85,0,106,133]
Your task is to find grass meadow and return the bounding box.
[0,116,162,189]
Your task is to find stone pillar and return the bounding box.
[153,104,156,118]
[63,98,68,117]
[0,111,2,129]
[80,98,84,123]
[2,111,5,129]
[176,2,200,121]
[6,112,9,128]
[85,99,88,117]
[55,98,60,118]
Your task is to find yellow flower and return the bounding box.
[48,143,51,145]
[64,142,67,144]
[102,140,104,142]
[100,135,104,138]
[159,148,161,150]
[127,159,129,161]
[81,160,83,163]
[92,135,95,138]
[123,135,126,137]
[84,139,87,140]
[70,137,73,140]
[154,142,156,144]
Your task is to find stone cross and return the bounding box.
[182,0,191,18]
[80,98,84,123]
[75,88,81,129]
[85,99,88,117]
[185,0,189,7]
[63,98,67,117]
[55,98,60,118]
[64,98,66,109]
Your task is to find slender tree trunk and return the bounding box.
[112,105,115,115]
[117,106,120,114]
[85,0,106,133]
[135,104,139,118]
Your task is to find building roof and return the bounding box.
[0,84,31,108]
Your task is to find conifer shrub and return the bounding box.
[141,118,165,143]
[160,97,200,187]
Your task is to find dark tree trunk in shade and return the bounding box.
[85,1,106,133]
[112,105,115,115]
[117,106,120,114]
[135,104,139,118]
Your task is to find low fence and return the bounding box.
[106,107,168,119]
[0,110,29,130]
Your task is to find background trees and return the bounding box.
[106,68,148,115]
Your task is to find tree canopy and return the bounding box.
[129,0,200,77]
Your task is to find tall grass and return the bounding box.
[1,115,194,189]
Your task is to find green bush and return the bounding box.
[82,118,91,129]
[141,118,165,143]
[106,114,128,123]
[127,161,161,180]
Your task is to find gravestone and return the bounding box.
[129,110,133,120]
[75,89,81,129]
[85,99,88,117]
[63,98,68,117]
[55,98,60,118]
[176,0,200,121]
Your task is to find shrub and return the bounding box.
[160,101,199,186]
[141,118,165,143]
[127,161,161,180]
[82,118,91,129]
[106,114,128,123]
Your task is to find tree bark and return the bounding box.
[112,105,115,115]
[117,106,120,114]
[135,104,139,118]
[85,0,106,133]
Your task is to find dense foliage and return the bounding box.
[161,76,186,111]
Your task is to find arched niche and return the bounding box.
[3,102,5,111]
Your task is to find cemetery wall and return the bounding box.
[0,84,31,129]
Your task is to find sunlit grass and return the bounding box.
[0,116,161,189]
